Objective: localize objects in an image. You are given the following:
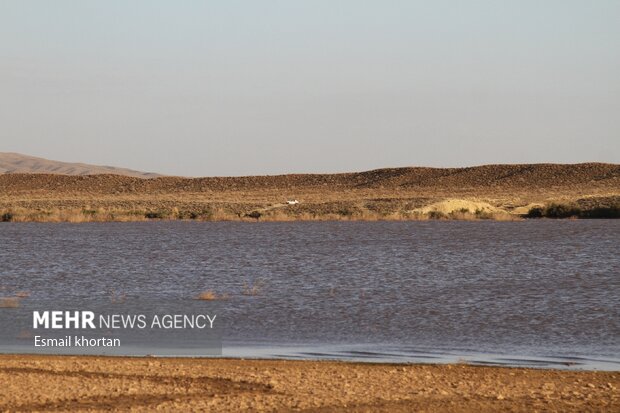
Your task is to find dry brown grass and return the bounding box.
[0,297,20,308]
[195,290,229,301]
[1,164,618,222]
[0,208,152,223]
[242,280,264,296]
[109,291,127,304]
[0,201,600,222]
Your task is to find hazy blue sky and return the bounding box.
[1,1,618,176]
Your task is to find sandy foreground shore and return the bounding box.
[0,355,618,412]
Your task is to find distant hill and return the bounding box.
[0,160,617,193]
[0,161,618,221]
[0,152,160,178]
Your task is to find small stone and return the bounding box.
[496,394,505,400]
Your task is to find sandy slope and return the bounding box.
[0,355,617,412]
[0,162,618,221]
[0,153,160,178]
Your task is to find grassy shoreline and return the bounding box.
[2,164,618,222]
[0,207,520,222]
[1,202,618,223]
[0,355,617,412]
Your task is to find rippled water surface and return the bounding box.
[1,221,619,369]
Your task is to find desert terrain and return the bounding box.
[0,152,160,179]
[0,161,618,222]
[0,355,617,412]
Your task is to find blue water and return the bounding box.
[1,221,618,370]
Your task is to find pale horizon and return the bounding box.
[1,1,619,176]
[2,150,618,178]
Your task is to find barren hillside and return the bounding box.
[0,163,618,221]
[0,152,160,178]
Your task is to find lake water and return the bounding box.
[1,221,619,370]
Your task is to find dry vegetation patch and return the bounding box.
[1,163,618,222]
